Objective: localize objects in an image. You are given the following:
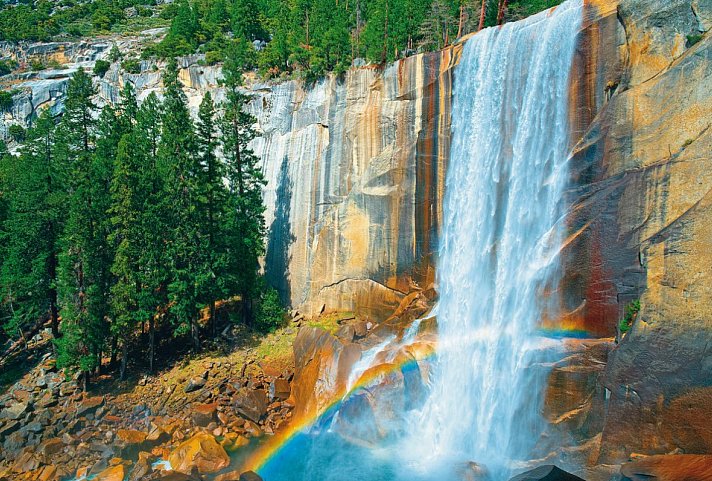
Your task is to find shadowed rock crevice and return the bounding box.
[265,154,294,305]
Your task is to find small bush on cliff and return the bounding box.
[618,299,641,335]
[93,59,111,77]
[0,91,13,112]
[687,33,703,48]
[255,285,286,333]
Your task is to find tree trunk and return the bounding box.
[496,0,508,25]
[210,300,217,338]
[191,319,200,351]
[120,341,128,381]
[110,336,118,368]
[457,3,465,38]
[149,317,155,373]
[478,0,487,31]
[242,291,253,327]
[82,371,89,392]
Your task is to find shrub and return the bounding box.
[8,124,26,142]
[255,286,286,333]
[93,59,110,77]
[121,58,141,74]
[618,299,641,335]
[109,44,122,62]
[0,59,18,76]
[203,50,223,66]
[0,91,13,111]
[687,33,703,48]
[30,59,45,71]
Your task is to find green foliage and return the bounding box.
[504,0,564,22]
[8,125,26,142]
[618,299,641,335]
[0,59,18,76]
[121,58,141,74]
[93,59,111,77]
[687,33,703,47]
[0,42,275,383]
[30,59,45,71]
[255,283,286,333]
[109,44,122,62]
[0,91,13,112]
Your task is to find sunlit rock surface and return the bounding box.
[561,0,712,463]
[251,49,460,319]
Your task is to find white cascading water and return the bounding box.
[404,1,583,478]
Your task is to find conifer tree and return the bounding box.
[220,47,266,325]
[108,84,145,379]
[0,110,64,340]
[160,58,203,349]
[54,68,107,388]
[196,92,226,337]
[135,92,166,372]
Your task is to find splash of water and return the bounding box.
[405,1,583,477]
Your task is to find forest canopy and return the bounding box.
[0,0,564,79]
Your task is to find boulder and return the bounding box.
[116,429,148,445]
[191,403,217,427]
[76,396,104,417]
[508,465,585,481]
[94,464,127,481]
[37,438,64,457]
[268,379,291,401]
[233,389,268,423]
[184,378,207,393]
[620,454,712,481]
[2,402,31,420]
[167,432,230,474]
[240,472,263,481]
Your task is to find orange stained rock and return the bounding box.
[167,432,230,474]
[621,454,712,481]
[94,464,127,481]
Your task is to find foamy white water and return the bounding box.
[404,1,583,477]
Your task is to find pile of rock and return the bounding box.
[0,356,291,481]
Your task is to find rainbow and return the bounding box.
[243,342,437,474]
[243,324,594,475]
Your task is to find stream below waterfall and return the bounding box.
[256,1,585,479]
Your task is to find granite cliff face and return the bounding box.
[252,50,459,320]
[561,0,712,463]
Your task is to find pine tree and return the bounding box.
[54,68,107,389]
[160,58,203,349]
[135,92,166,372]
[108,84,145,380]
[196,92,227,337]
[0,110,65,340]
[220,49,266,325]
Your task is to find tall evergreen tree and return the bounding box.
[54,68,108,388]
[160,58,203,349]
[0,110,64,340]
[108,84,144,379]
[135,92,166,372]
[196,92,227,337]
[220,48,266,325]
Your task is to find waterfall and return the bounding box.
[406,1,583,477]
[253,3,584,480]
